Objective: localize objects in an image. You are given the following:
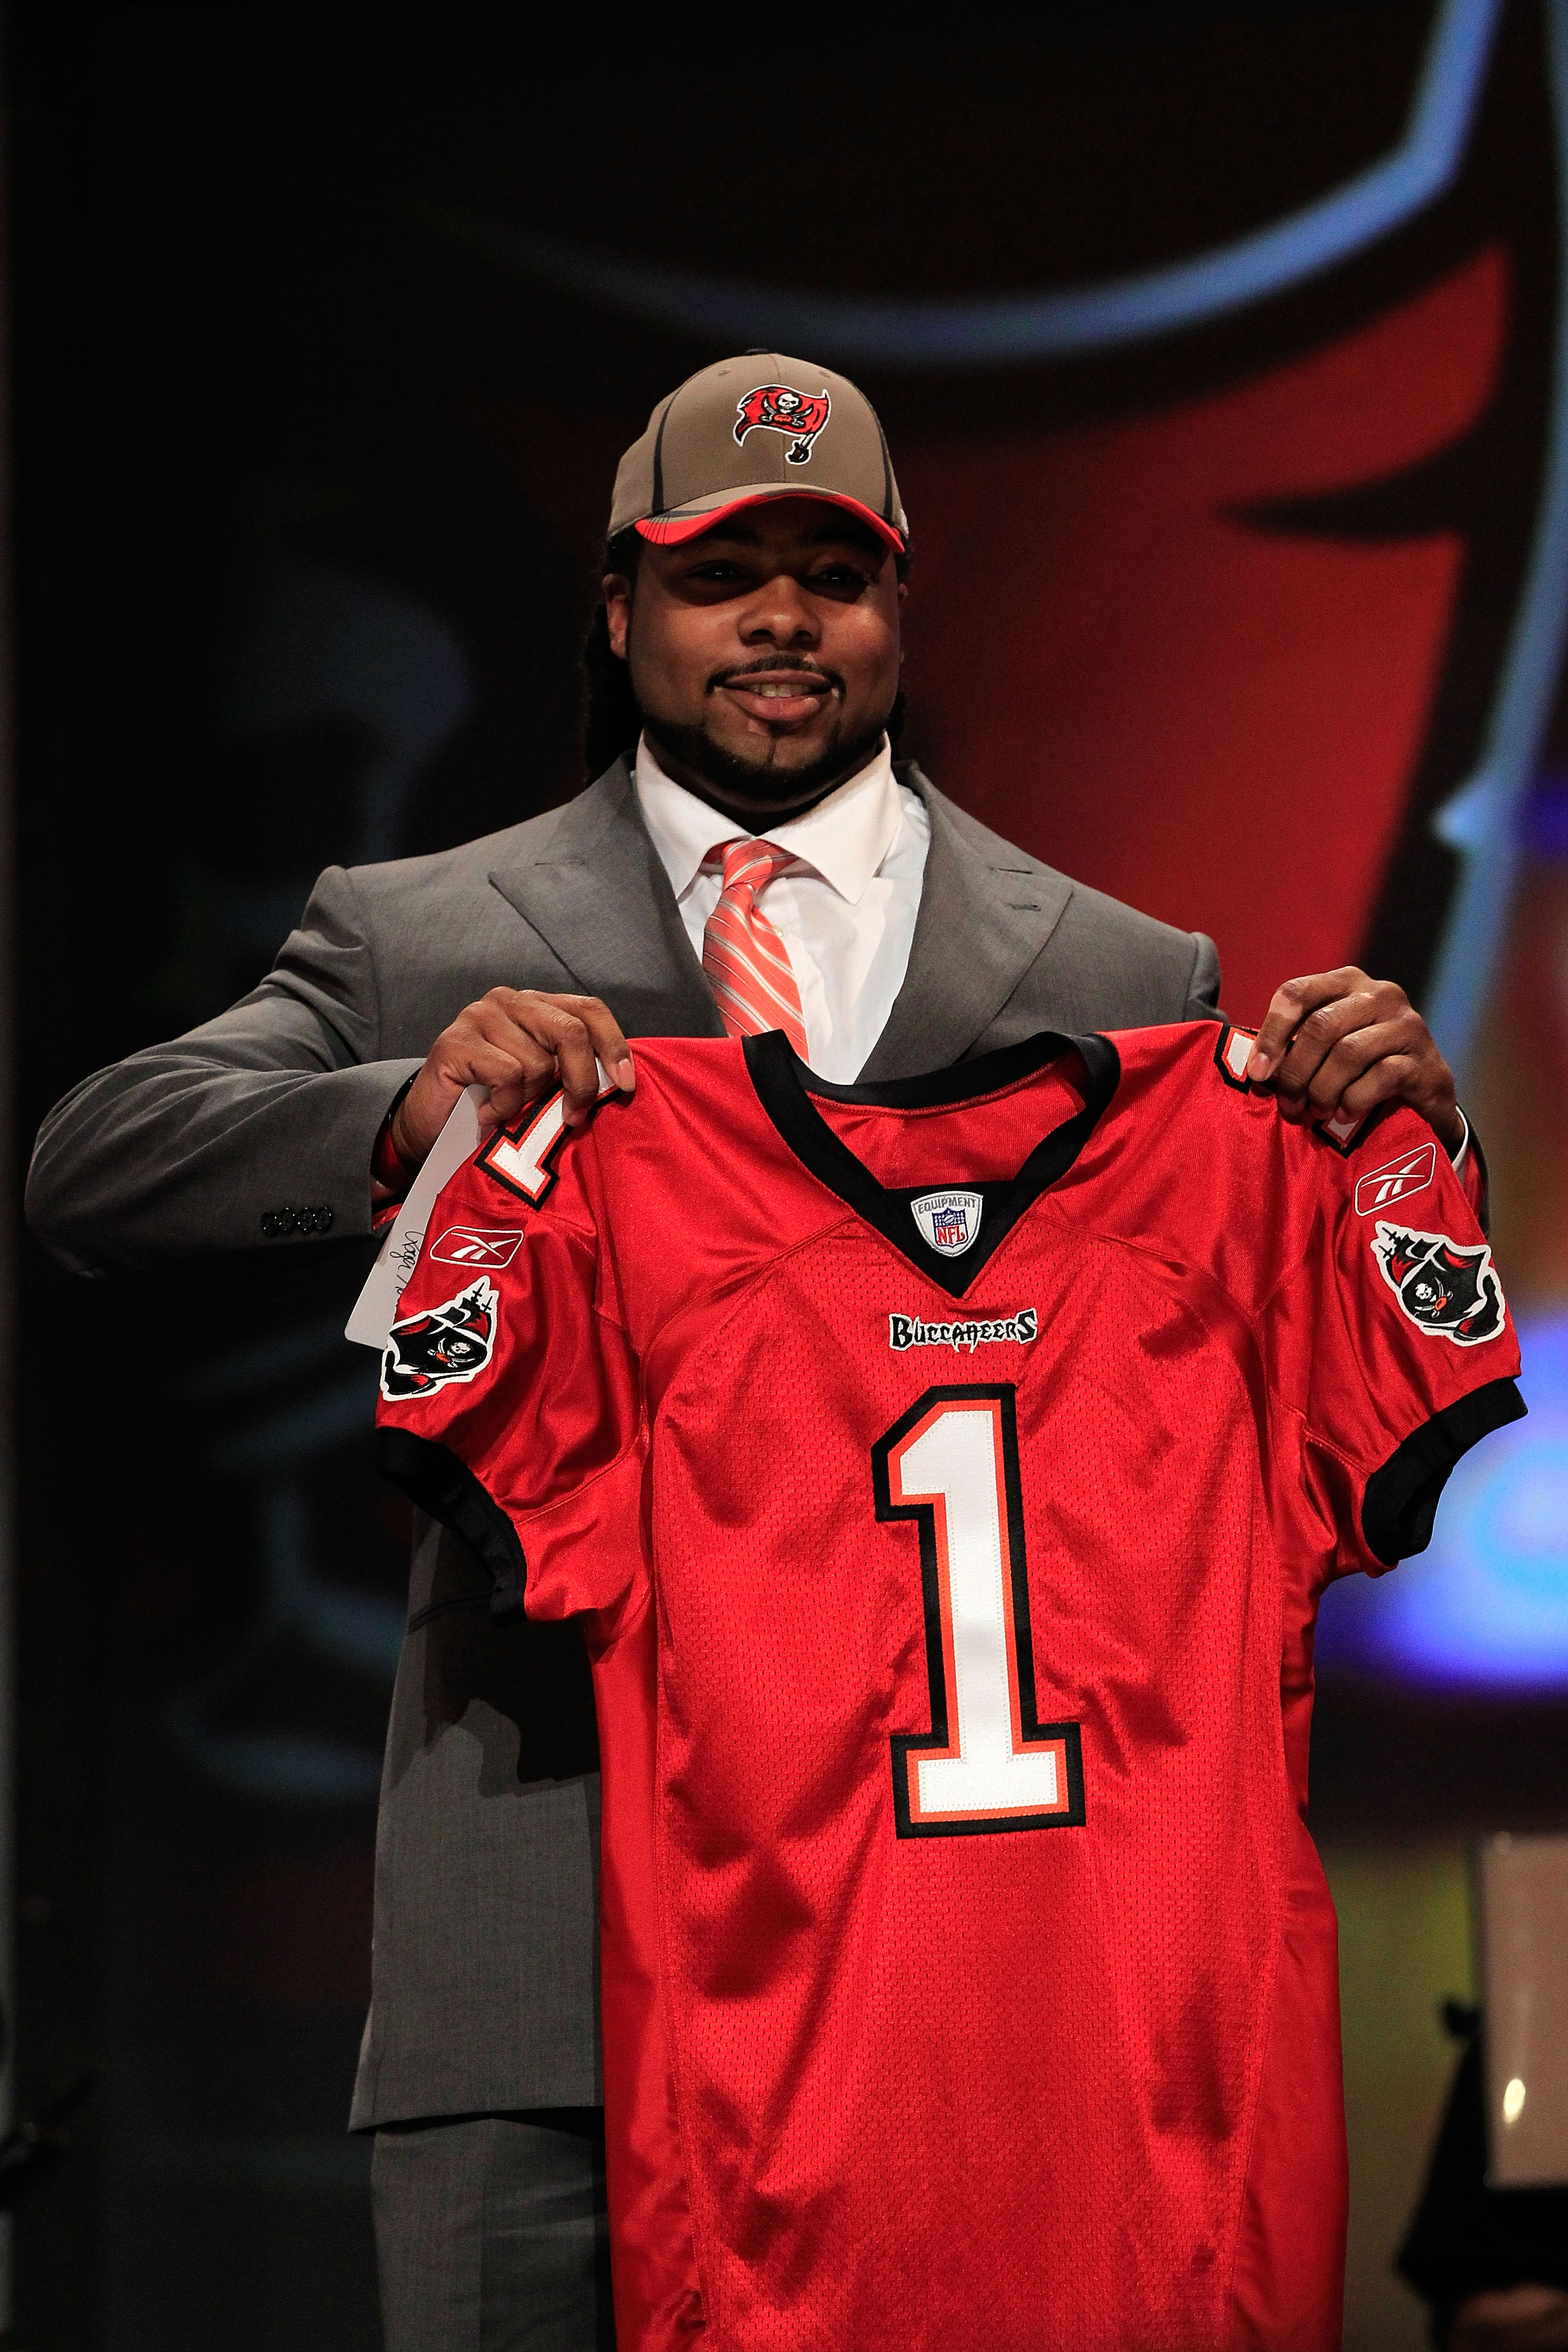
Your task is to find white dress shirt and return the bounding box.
[634,733,930,1083]
[632,734,1473,1173]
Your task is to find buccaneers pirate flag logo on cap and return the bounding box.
[734,384,831,466]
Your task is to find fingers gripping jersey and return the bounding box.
[376,1026,1523,2352]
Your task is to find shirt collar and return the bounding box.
[634,733,901,907]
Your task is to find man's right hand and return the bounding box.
[389,989,636,1173]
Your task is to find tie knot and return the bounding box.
[716,837,795,898]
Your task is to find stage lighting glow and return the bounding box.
[1315,1310,1568,1689]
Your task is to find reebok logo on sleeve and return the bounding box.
[1354,1141,1437,1216]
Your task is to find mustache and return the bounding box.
[706,657,843,693]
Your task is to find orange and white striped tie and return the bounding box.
[701,837,810,1061]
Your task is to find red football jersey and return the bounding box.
[376,1025,1522,2352]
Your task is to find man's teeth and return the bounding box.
[752,683,809,698]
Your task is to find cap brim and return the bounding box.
[635,487,904,554]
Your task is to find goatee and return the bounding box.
[641,712,891,814]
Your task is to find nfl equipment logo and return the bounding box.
[910,1189,983,1258]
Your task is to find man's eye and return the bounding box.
[811,566,870,590]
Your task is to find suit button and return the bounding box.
[262,1204,333,1238]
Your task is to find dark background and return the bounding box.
[7,7,1567,2345]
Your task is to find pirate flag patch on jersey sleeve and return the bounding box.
[380,1278,498,1400]
[1371,1222,1505,1346]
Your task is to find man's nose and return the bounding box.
[738,572,819,646]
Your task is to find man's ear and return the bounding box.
[604,574,633,660]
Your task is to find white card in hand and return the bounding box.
[345,1085,486,1350]
[345,1064,618,1352]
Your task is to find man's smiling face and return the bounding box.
[604,496,905,815]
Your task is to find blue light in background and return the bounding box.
[1316,1312,1568,1690]
[1521,764,1568,857]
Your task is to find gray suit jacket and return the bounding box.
[27,758,1220,2125]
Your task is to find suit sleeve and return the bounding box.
[1266,1108,1524,1574]
[374,1118,643,1626]
[25,863,423,1275]
[1184,931,1223,1021]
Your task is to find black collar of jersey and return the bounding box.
[743,1028,1122,1299]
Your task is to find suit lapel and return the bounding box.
[487,760,722,1039]
[487,759,1075,1070]
[859,768,1073,1080]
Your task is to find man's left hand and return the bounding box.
[1245,968,1464,1154]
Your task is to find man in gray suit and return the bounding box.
[27,353,1472,2349]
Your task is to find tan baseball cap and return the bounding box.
[608,352,908,554]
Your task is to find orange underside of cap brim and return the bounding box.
[635,490,904,553]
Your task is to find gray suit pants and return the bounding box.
[372,2113,615,2350]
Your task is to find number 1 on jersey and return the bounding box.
[874,1385,1085,1837]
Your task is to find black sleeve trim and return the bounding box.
[1361,1378,1526,1566]
[376,1428,528,1625]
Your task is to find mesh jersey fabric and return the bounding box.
[376,1024,1524,2352]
